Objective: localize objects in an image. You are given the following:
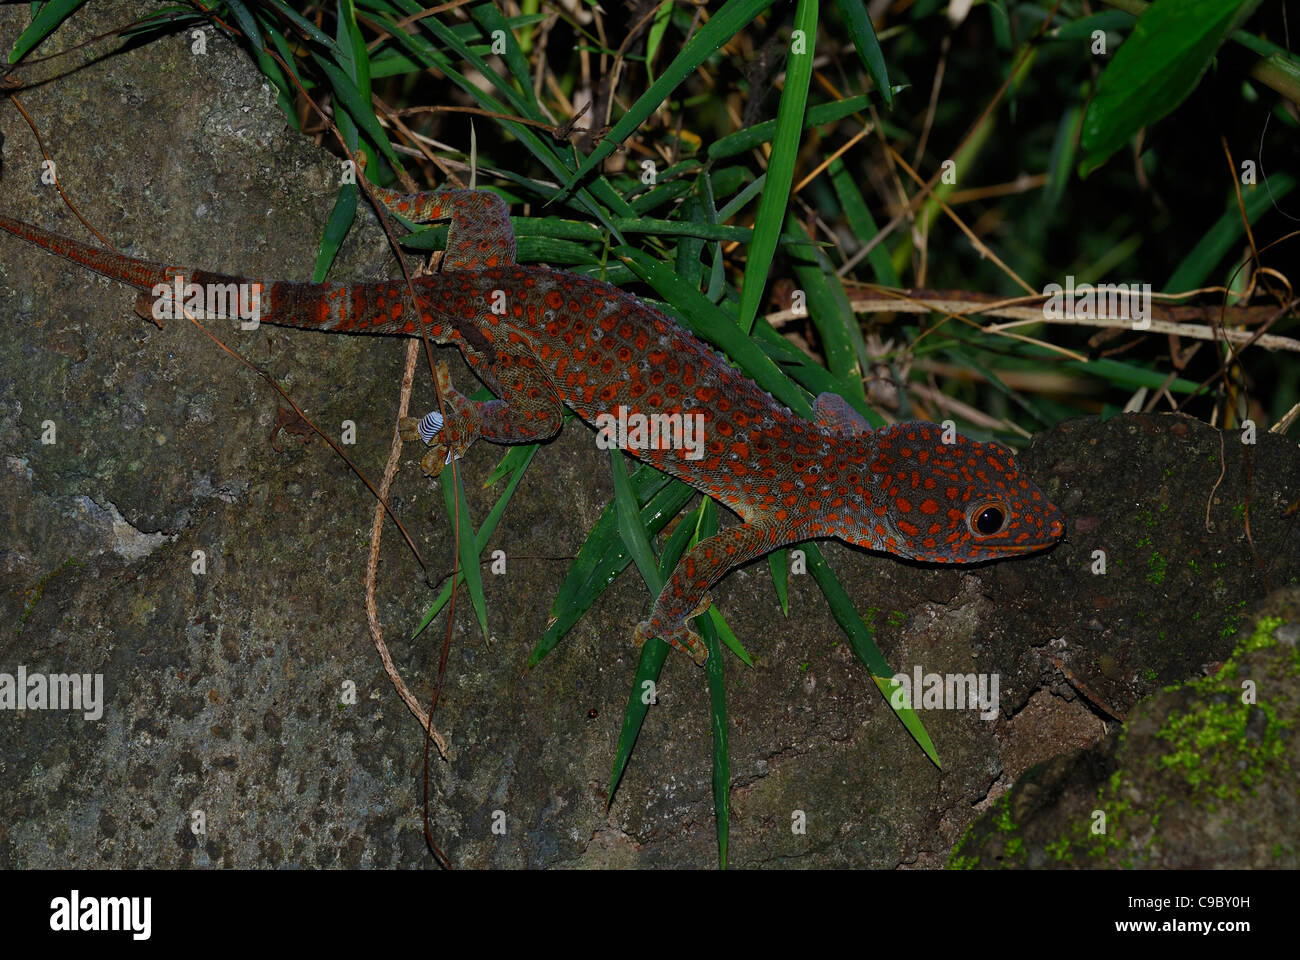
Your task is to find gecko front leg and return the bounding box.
[634,521,785,665]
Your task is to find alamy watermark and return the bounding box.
[50,890,150,940]
[1042,275,1152,329]
[889,666,1000,720]
[594,406,705,460]
[150,276,263,327]
[0,667,103,721]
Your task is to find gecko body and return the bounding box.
[0,188,1064,663]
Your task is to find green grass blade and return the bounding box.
[546,467,669,617]
[831,0,891,106]
[1165,173,1296,290]
[645,0,673,81]
[441,462,490,642]
[1080,0,1262,175]
[263,0,342,55]
[703,612,729,868]
[526,480,696,666]
[768,550,789,616]
[393,0,538,121]
[736,0,817,334]
[469,1,542,114]
[803,544,941,768]
[482,440,544,487]
[783,212,867,389]
[708,94,876,160]
[312,182,359,282]
[10,0,85,63]
[223,1,296,121]
[1043,100,1082,211]
[616,248,814,418]
[941,345,1053,428]
[411,444,538,638]
[657,500,702,581]
[692,495,732,867]
[609,449,663,594]
[565,0,776,190]
[707,605,753,666]
[371,8,631,228]
[829,157,899,286]
[610,218,752,243]
[608,635,670,803]
[751,320,884,427]
[716,173,768,223]
[312,53,400,166]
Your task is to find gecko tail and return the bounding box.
[0,213,178,291]
[0,212,442,337]
[0,212,281,327]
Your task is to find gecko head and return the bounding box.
[848,422,1064,563]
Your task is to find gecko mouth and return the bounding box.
[988,516,1066,551]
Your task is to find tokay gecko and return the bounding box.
[0,188,1064,664]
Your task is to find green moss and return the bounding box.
[1146,551,1168,585]
[996,796,1015,832]
[1152,616,1291,805]
[1220,599,1248,640]
[1242,615,1282,653]
[991,794,1025,866]
[955,612,1294,869]
[1045,836,1073,861]
[16,557,85,630]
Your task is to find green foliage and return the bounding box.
[1080,0,1264,175]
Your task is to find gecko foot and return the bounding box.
[399,362,481,476]
[399,414,459,475]
[633,614,709,666]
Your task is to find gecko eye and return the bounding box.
[969,501,1008,537]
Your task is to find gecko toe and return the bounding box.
[632,617,710,665]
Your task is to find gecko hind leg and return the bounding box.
[399,361,483,476]
[400,350,564,476]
